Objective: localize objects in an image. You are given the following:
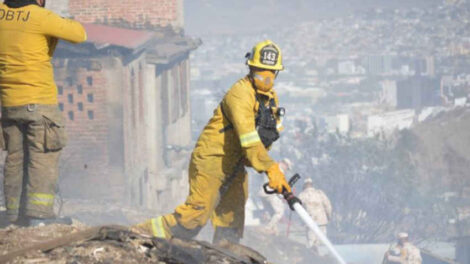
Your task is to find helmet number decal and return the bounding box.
[260,46,279,66]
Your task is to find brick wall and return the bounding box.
[46,0,69,16]
[49,44,193,207]
[56,64,109,172]
[68,0,183,29]
[53,58,124,199]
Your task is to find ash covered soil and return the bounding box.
[0,199,335,264]
[0,223,333,264]
[0,224,164,264]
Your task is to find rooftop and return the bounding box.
[83,24,156,50]
[55,23,201,63]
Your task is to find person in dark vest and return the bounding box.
[133,40,291,244]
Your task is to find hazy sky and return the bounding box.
[184,0,441,36]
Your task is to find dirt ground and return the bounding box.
[0,223,254,264]
[0,222,335,264]
[0,224,161,264]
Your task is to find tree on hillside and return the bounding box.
[286,129,450,243]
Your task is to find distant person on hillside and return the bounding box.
[0,0,86,226]
[298,178,332,253]
[383,232,422,264]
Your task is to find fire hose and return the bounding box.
[263,174,347,264]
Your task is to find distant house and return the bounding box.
[48,0,199,211]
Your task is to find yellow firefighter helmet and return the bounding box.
[246,40,284,71]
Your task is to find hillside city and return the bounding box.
[1,0,470,263]
[190,0,470,259]
[191,0,470,139]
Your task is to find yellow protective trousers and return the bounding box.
[135,77,284,241]
[140,157,248,241]
[169,157,248,239]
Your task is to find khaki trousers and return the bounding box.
[307,225,327,248]
[1,104,66,221]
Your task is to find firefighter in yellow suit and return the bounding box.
[0,0,86,225]
[134,40,291,243]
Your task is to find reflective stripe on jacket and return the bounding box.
[192,76,283,174]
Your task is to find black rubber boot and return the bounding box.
[0,208,30,228]
[212,226,241,244]
[170,223,202,240]
[0,208,9,228]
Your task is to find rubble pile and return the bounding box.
[0,224,305,264]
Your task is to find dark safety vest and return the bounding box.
[254,95,280,148]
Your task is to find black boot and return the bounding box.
[0,208,29,228]
[213,226,241,244]
[0,207,9,228]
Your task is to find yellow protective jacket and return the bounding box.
[0,4,87,107]
[192,76,283,177]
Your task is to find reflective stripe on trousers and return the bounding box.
[151,217,166,238]
[6,197,19,210]
[28,193,54,206]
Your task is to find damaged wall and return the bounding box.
[52,36,195,212]
[67,0,184,29]
[53,56,128,199]
[46,0,184,29]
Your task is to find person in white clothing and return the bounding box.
[298,178,332,251]
[383,232,422,264]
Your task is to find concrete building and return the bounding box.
[367,109,416,137]
[381,76,441,110]
[381,80,398,108]
[414,56,436,77]
[337,60,356,75]
[456,236,470,263]
[455,205,470,263]
[337,114,350,135]
[425,56,436,77]
[365,55,384,75]
[396,76,441,109]
[47,0,199,211]
[323,114,350,135]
